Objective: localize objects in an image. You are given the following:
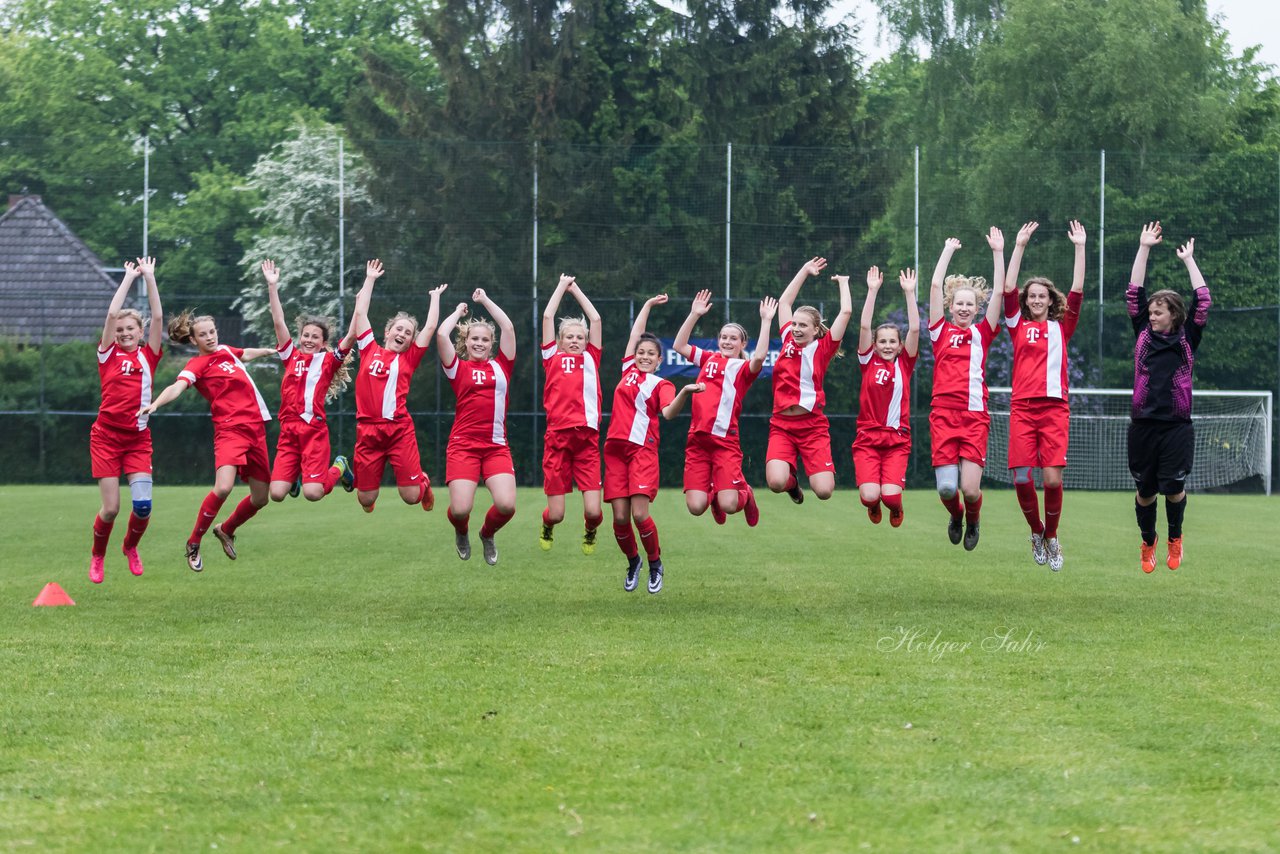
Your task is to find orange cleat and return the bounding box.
[421,482,435,512]
[866,502,882,524]
[1140,538,1157,574]
[743,485,760,528]
[889,506,904,528]
[1166,537,1183,570]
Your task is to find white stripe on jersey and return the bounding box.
[886,360,905,429]
[300,351,327,423]
[491,360,509,445]
[224,346,273,422]
[582,351,600,430]
[1045,321,1064,399]
[966,329,985,412]
[713,359,748,438]
[382,356,400,420]
[442,356,459,379]
[628,373,662,445]
[97,346,113,365]
[137,349,154,430]
[798,338,820,411]
[1004,308,1021,329]
[278,340,295,361]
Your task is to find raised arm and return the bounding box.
[626,294,669,358]
[749,296,778,374]
[778,256,827,328]
[102,261,141,348]
[261,259,290,350]
[673,289,712,359]
[1178,238,1208,292]
[137,256,163,353]
[352,259,384,338]
[662,382,704,420]
[1130,221,1162,289]
[414,284,448,348]
[928,238,962,326]
[436,302,468,365]
[901,269,920,357]
[983,228,1005,331]
[828,274,854,341]
[859,266,883,352]
[474,288,516,361]
[568,280,603,349]
[1004,221,1038,295]
[1067,220,1086,294]
[541,273,574,347]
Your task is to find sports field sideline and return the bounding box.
[3,485,1277,850]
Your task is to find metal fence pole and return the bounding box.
[532,141,541,473]
[1099,149,1106,374]
[337,136,347,455]
[913,146,920,273]
[142,135,150,261]
[725,142,732,323]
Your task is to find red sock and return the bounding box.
[736,485,751,515]
[322,465,340,495]
[635,516,661,562]
[542,507,555,530]
[92,515,113,557]
[940,493,963,518]
[122,513,150,549]
[221,496,261,536]
[1043,484,1063,537]
[964,493,983,525]
[584,511,603,533]
[882,493,903,514]
[190,492,227,543]
[1014,481,1043,534]
[784,472,798,492]
[447,509,470,535]
[613,521,639,559]
[860,495,880,510]
[479,505,515,538]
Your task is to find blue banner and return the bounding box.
[656,337,783,378]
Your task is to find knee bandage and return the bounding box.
[130,476,153,518]
[1011,466,1034,485]
[935,465,959,498]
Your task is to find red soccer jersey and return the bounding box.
[541,342,603,432]
[687,347,759,438]
[354,330,427,422]
[856,347,917,433]
[771,322,841,415]
[277,339,348,424]
[443,351,516,447]
[1004,290,1082,402]
[97,342,162,431]
[177,345,272,427]
[606,357,676,447]
[929,318,998,412]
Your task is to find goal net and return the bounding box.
[984,388,1273,494]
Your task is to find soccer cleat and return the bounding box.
[786,483,804,504]
[421,483,435,512]
[333,455,354,493]
[866,502,882,524]
[123,546,145,576]
[1030,532,1048,565]
[1140,537,1158,574]
[743,486,760,528]
[212,524,237,560]
[481,535,498,566]
[1046,537,1063,572]
[888,506,904,528]
[1166,537,1183,570]
[362,501,375,514]
[710,500,726,525]
[185,542,203,572]
[624,555,642,592]
[947,514,963,545]
[582,527,598,555]
[289,477,301,499]
[89,554,105,584]
[647,559,664,594]
[539,523,554,551]
[455,531,471,561]
[963,522,980,552]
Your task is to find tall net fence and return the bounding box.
[2,139,1278,490]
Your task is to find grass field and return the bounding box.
[2,485,1278,851]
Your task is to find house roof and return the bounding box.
[0,196,120,344]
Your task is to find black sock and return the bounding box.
[1135,498,1158,546]
[1166,495,1187,540]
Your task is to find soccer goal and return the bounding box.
[985,388,1273,494]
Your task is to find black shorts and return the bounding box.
[1128,420,1194,496]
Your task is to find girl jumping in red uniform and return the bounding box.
[926,229,1005,550]
[852,267,920,527]
[538,274,604,554]
[673,289,777,527]
[143,311,277,571]
[260,259,356,503]
[89,257,163,583]
[349,260,445,515]
[605,294,702,593]
[1002,220,1086,571]
[437,289,519,566]
[764,256,852,504]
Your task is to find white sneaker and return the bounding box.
[1030,532,1048,566]
[647,560,664,594]
[481,536,498,566]
[624,555,642,592]
[1046,537,1063,572]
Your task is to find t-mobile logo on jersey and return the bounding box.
[781,341,796,358]
[704,362,720,380]
[368,359,387,376]
[1024,327,1042,344]
[949,333,968,348]
[471,369,489,385]
[875,367,892,385]
[560,356,577,373]
[624,372,640,387]
[293,360,308,377]
[217,361,237,374]
[119,361,135,375]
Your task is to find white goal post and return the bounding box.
[984,388,1273,494]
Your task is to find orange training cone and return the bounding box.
[33,582,75,607]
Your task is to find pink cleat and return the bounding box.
[123,546,145,576]
[89,554,105,584]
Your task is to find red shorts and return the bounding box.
[271,418,333,484]
[852,428,911,488]
[213,421,271,483]
[89,420,152,479]
[355,419,424,491]
[1008,398,1070,469]
[447,441,516,484]
[603,438,660,501]
[542,426,602,494]
[767,411,835,477]
[929,407,990,467]
[683,432,745,494]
